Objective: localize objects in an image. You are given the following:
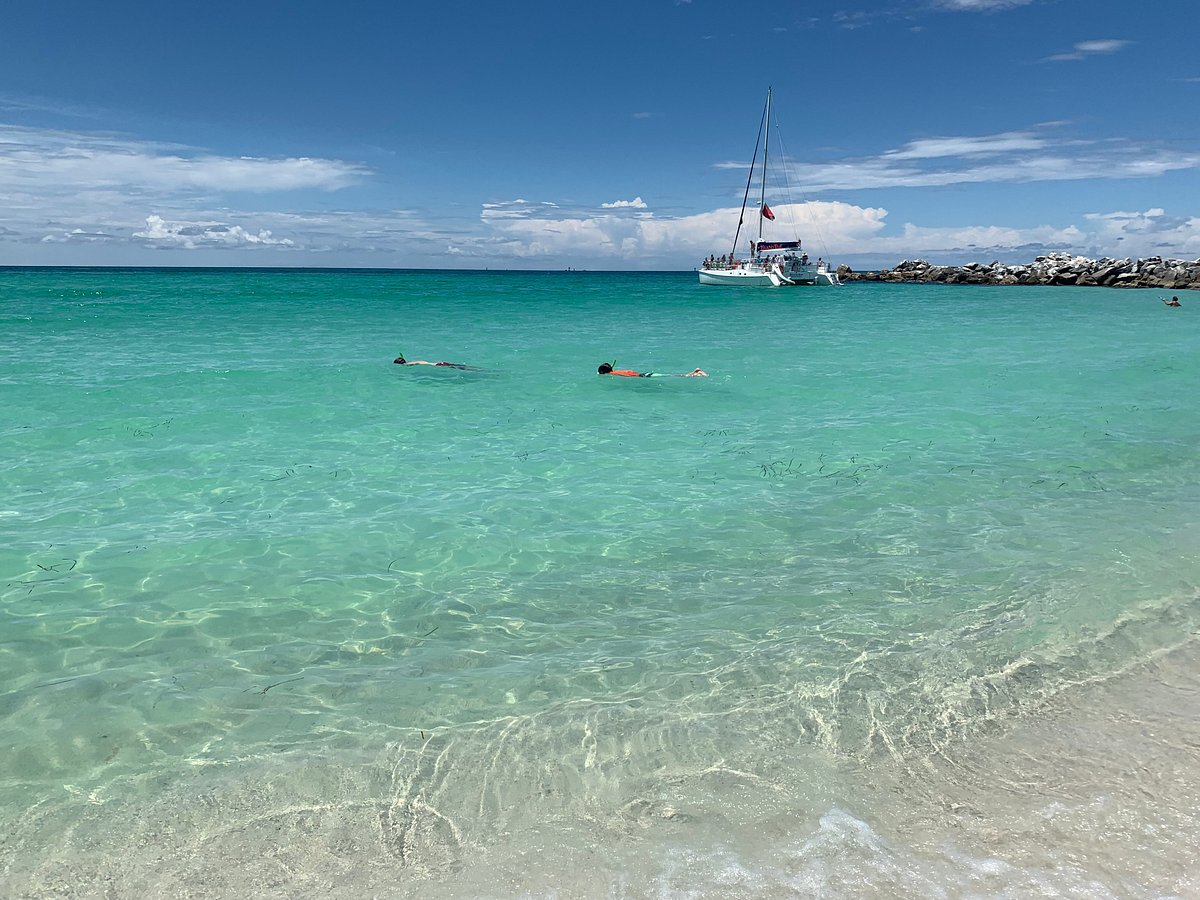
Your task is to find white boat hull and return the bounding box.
[698,262,838,287]
[698,267,779,286]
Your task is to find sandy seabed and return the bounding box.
[3,636,1199,899]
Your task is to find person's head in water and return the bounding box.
[393,355,406,364]
[597,362,614,374]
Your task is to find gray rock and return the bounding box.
[839,253,1200,290]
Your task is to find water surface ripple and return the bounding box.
[2,269,1198,896]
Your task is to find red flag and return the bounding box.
[761,204,775,220]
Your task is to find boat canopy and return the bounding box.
[755,240,802,253]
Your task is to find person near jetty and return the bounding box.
[1163,296,1182,307]
[597,362,707,378]
[393,355,480,369]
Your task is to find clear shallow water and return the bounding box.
[2,268,1199,896]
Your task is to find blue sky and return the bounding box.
[1,0,1197,269]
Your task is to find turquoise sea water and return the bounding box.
[2,268,1199,897]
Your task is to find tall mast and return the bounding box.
[758,87,771,244]
[731,89,769,258]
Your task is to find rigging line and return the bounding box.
[731,92,769,258]
[769,117,802,244]
[772,117,834,261]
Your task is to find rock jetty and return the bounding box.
[838,253,1200,289]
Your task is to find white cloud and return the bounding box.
[40,228,121,244]
[1046,39,1131,61]
[600,197,648,209]
[1083,208,1200,255]
[885,132,1046,160]
[871,221,1086,258]
[0,124,367,198]
[133,214,295,250]
[833,11,874,30]
[467,194,1200,269]
[480,199,565,220]
[1076,39,1128,53]
[930,0,1036,10]
[473,197,887,264]
[0,123,444,261]
[2,117,1196,269]
[0,123,372,257]
[761,128,1200,193]
[0,92,106,120]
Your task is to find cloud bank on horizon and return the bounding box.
[3,120,1195,268]
[0,0,1196,268]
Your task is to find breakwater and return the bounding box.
[839,253,1200,289]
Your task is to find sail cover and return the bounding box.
[755,240,802,252]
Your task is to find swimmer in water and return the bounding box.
[597,362,707,377]
[394,355,480,370]
[1163,296,1182,307]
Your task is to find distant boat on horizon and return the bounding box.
[699,87,840,288]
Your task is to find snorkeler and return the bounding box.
[1163,296,1182,307]
[597,362,707,377]
[394,354,480,370]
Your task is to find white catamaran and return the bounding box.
[699,88,840,287]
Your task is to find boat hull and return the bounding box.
[698,268,778,286]
[698,263,831,287]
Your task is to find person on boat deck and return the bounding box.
[393,355,478,369]
[597,362,707,378]
[1163,296,1182,307]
